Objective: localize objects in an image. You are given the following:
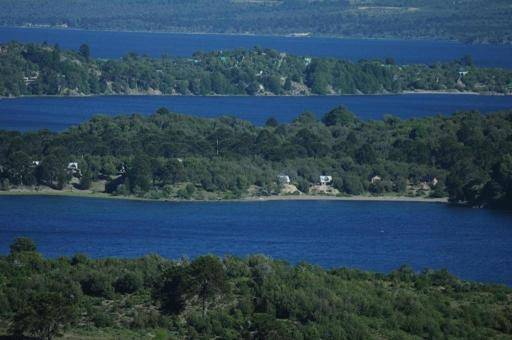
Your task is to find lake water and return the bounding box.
[2,27,512,68]
[0,196,511,285]
[2,94,512,131]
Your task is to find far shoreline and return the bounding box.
[3,24,510,47]
[0,189,448,204]
[1,90,509,101]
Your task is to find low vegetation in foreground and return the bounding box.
[2,42,512,97]
[1,107,512,208]
[1,238,511,339]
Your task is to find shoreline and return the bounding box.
[1,90,509,100]
[0,25,462,44]
[3,24,510,47]
[0,189,448,204]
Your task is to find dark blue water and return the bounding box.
[1,196,511,285]
[2,27,512,68]
[2,94,512,131]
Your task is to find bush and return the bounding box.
[71,253,90,266]
[79,172,92,190]
[0,178,9,191]
[115,272,144,294]
[9,291,78,339]
[131,310,165,329]
[91,309,114,328]
[81,272,114,298]
[10,237,37,253]
[342,174,364,195]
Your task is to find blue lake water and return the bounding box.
[2,27,512,68]
[2,94,512,131]
[0,196,511,285]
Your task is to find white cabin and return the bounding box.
[67,162,81,176]
[319,176,332,185]
[277,175,291,184]
[67,162,79,170]
[371,175,382,184]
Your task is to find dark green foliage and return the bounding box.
[9,291,77,340]
[78,171,92,190]
[9,237,37,254]
[342,174,365,195]
[128,154,152,194]
[8,279,81,340]
[265,117,279,128]
[2,42,512,98]
[114,272,143,294]
[322,106,356,126]
[78,43,90,61]
[188,255,229,316]
[155,265,189,315]
[155,256,228,316]
[1,238,511,339]
[1,1,511,44]
[1,107,511,208]
[80,271,114,298]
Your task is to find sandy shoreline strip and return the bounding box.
[0,189,448,204]
[1,90,508,100]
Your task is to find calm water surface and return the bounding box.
[2,94,512,131]
[2,27,512,68]
[1,196,511,285]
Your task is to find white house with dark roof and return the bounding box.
[319,176,332,185]
[67,162,81,176]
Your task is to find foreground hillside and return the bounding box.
[0,108,511,208]
[1,0,511,44]
[2,42,512,97]
[1,238,511,339]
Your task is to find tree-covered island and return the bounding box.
[1,42,512,97]
[0,107,511,209]
[1,237,511,339]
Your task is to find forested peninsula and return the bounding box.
[1,237,511,339]
[2,42,512,98]
[2,0,512,44]
[1,107,511,208]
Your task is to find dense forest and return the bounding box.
[1,237,511,339]
[2,42,512,97]
[0,107,511,208]
[1,0,512,44]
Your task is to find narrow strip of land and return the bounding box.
[0,189,448,203]
[2,42,511,98]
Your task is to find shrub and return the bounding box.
[92,309,114,328]
[10,237,37,253]
[115,272,144,294]
[81,272,114,298]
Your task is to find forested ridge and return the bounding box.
[1,237,511,339]
[2,42,512,97]
[1,0,512,44]
[1,107,511,208]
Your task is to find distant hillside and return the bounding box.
[1,0,511,44]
